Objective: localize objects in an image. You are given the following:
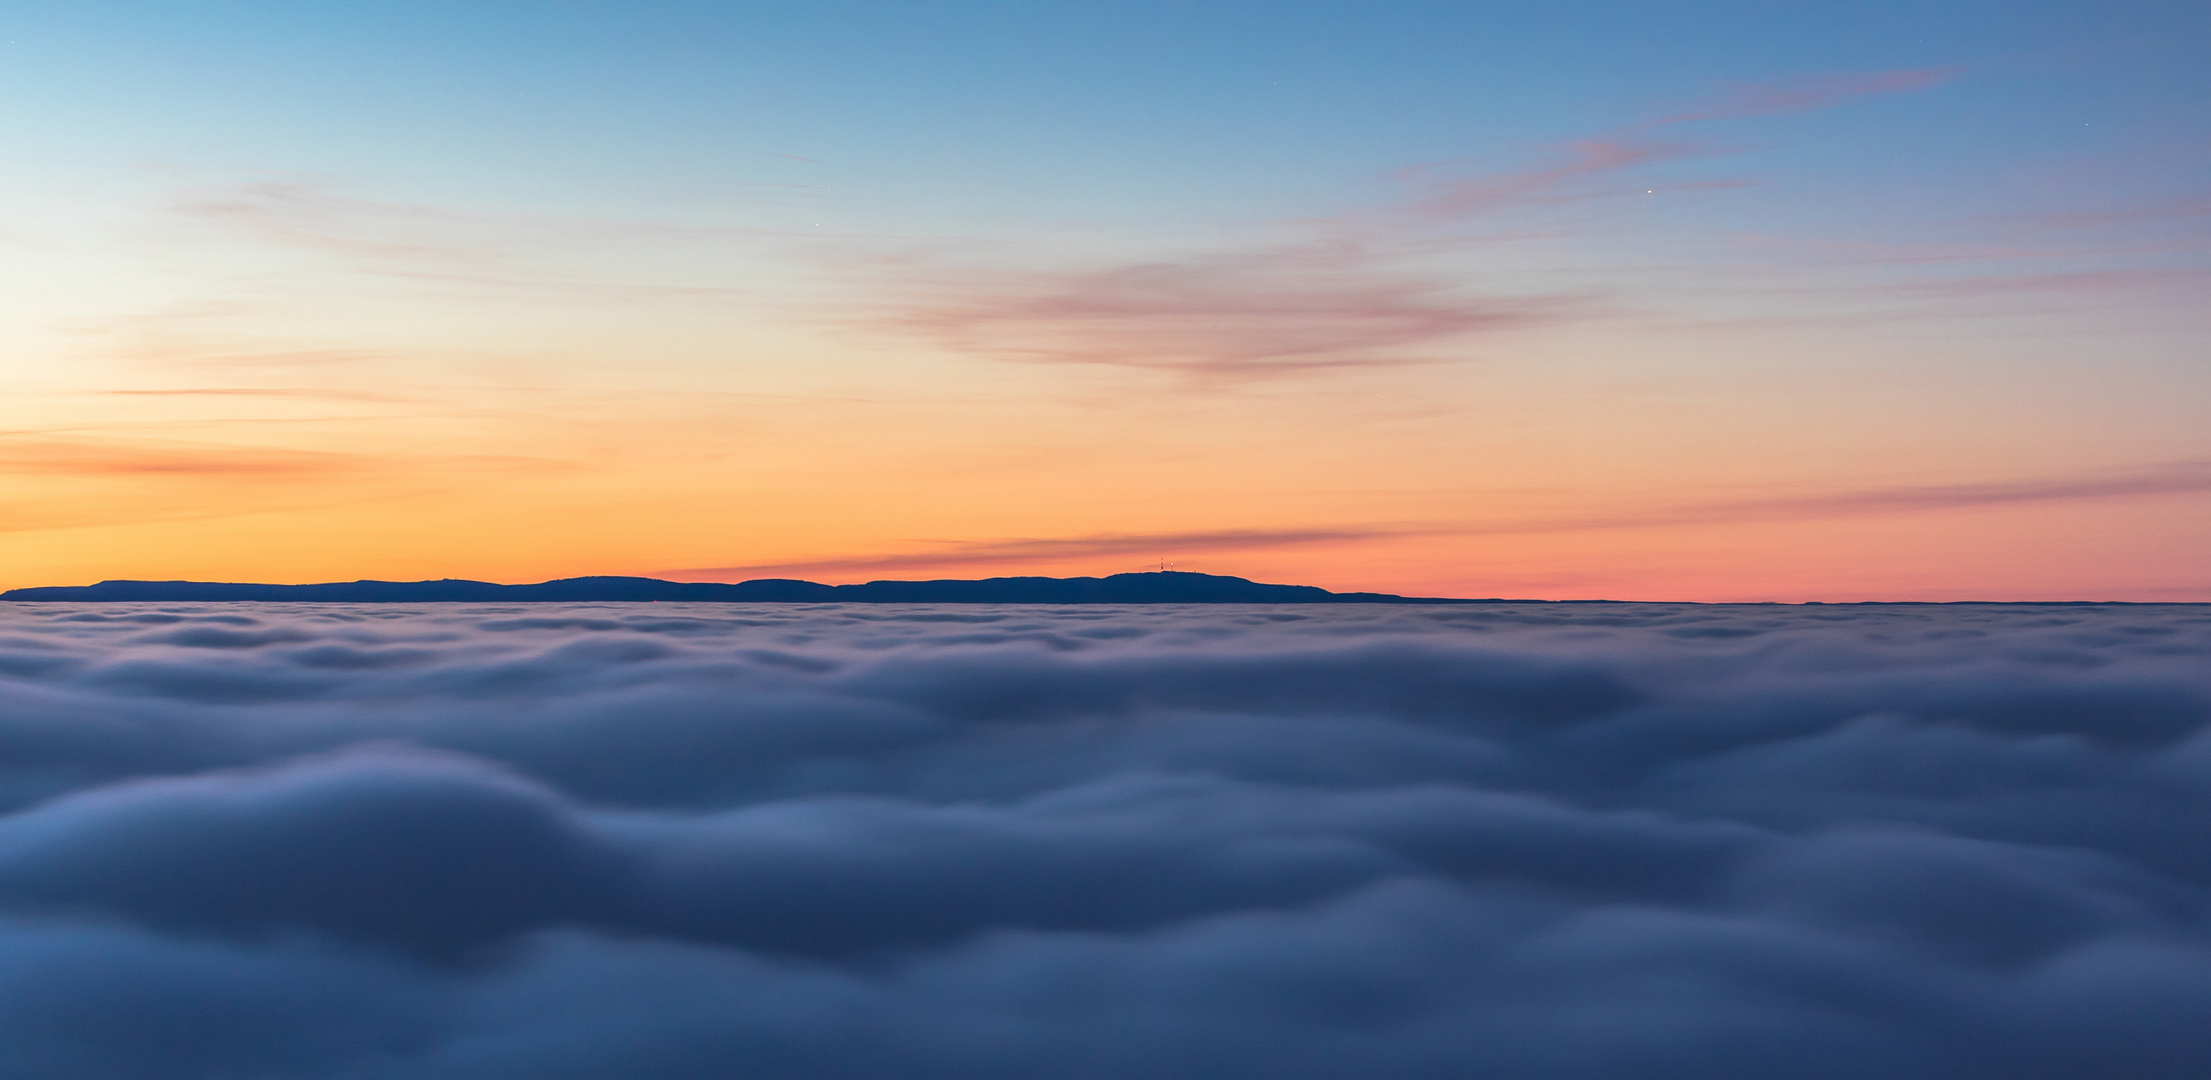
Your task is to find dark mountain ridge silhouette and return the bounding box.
[0,571,1495,604]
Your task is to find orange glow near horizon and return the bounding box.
[7,359,2206,600]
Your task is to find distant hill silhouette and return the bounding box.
[0,571,1498,604]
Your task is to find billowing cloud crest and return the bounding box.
[1,600,2209,1077]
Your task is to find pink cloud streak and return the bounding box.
[671,459,2211,582]
[883,68,1957,383]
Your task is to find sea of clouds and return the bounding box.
[1,599,2209,1078]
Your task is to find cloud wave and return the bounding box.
[0,600,2208,1077]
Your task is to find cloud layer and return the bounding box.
[1,600,2209,1077]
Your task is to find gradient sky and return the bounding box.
[3,0,2207,600]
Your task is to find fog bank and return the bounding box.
[2,600,2208,1078]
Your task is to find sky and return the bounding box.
[3,0,2208,600]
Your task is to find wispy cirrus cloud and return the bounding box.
[1677,264,2211,331]
[886,249,1567,381]
[668,526,1398,580]
[101,387,414,402]
[162,178,806,302]
[1995,196,2211,232]
[0,435,362,478]
[41,442,576,480]
[1664,458,2211,522]
[173,180,498,268]
[673,458,2211,581]
[0,435,376,537]
[881,69,1958,384]
[0,440,583,541]
[143,71,1964,388]
[1380,68,1958,226]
